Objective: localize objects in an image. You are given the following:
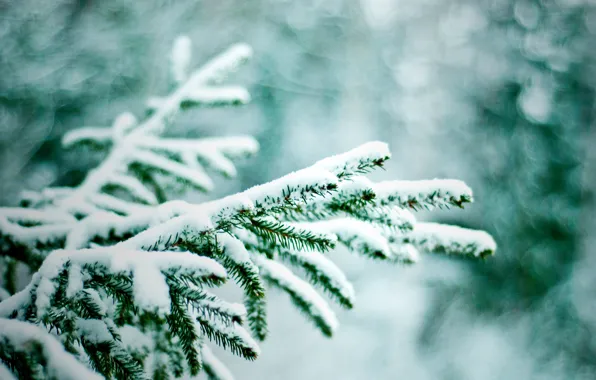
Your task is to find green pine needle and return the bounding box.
[277,250,353,309]
[246,217,335,253]
[167,290,202,376]
[195,316,258,361]
[245,293,268,341]
[264,275,334,338]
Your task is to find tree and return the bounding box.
[0,35,495,380]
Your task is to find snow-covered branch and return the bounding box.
[374,179,473,210]
[0,38,257,275]
[0,35,497,380]
[0,318,103,380]
[24,39,255,219]
[406,222,497,258]
[1,247,256,378]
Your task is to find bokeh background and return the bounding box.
[1,0,596,378]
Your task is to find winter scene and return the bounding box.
[0,1,594,379]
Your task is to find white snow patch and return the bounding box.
[0,318,103,380]
[314,141,390,176]
[119,325,152,352]
[76,318,112,344]
[218,233,251,263]
[171,35,192,83]
[254,256,339,334]
[410,222,497,257]
[374,179,473,208]
[62,127,112,148]
[202,345,235,380]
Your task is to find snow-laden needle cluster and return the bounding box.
[0,35,496,380]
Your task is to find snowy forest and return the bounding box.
[0,0,595,379]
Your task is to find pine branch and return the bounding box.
[314,141,391,179]
[0,35,498,380]
[55,43,254,214]
[276,248,355,309]
[0,138,497,379]
[405,222,497,258]
[244,293,268,341]
[254,256,338,337]
[245,216,336,252]
[295,219,394,260]
[374,179,474,210]
[167,289,202,376]
[0,245,257,378]
[193,315,259,360]
[0,318,103,380]
[0,41,256,271]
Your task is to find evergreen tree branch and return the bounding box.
[374,179,474,210]
[0,35,498,380]
[244,293,268,341]
[0,318,103,380]
[254,256,338,337]
[405,222,497,258]
[276,248,355,309]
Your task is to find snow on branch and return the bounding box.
[0,137,496,379]
[92,141,393,257]
[0,246,257,378]
[0,207,76,225]
[21,39,255,221]
[202,344,235,380]
[406,222,497,258]
[18,187,74,208]
[1,139,391,272]
[0,363,16,380]
[315,141,391,178]
[275,247,355,309]
[171,35,192,84]
[0,37,257,284]
[297,219,392,259]
[0,35,497,380]
[374,179,473,210]
[61,126,114,149]
[254,255,339,337]
[33,248,227,316]
[0,318,103,380]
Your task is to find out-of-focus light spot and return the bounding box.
[556,0,596,8]
[547,50,571,72]
[0,106,19,139]
[317,0,343,16]
[518,77,552,124]
[360,0,398,30]
[61,67,97,93]
[285,10,317,30]
[24,162,58,190]
[514,1,541,30]
[439,4,487,47]
[522,31,555,60]
[393,58,433,90]
[393,89,473,136]
[475,52,509,84]
[523,30,571,72]
[442,45,476,68]
[585,10,596,33]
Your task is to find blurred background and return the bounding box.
[1,0,595,378]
